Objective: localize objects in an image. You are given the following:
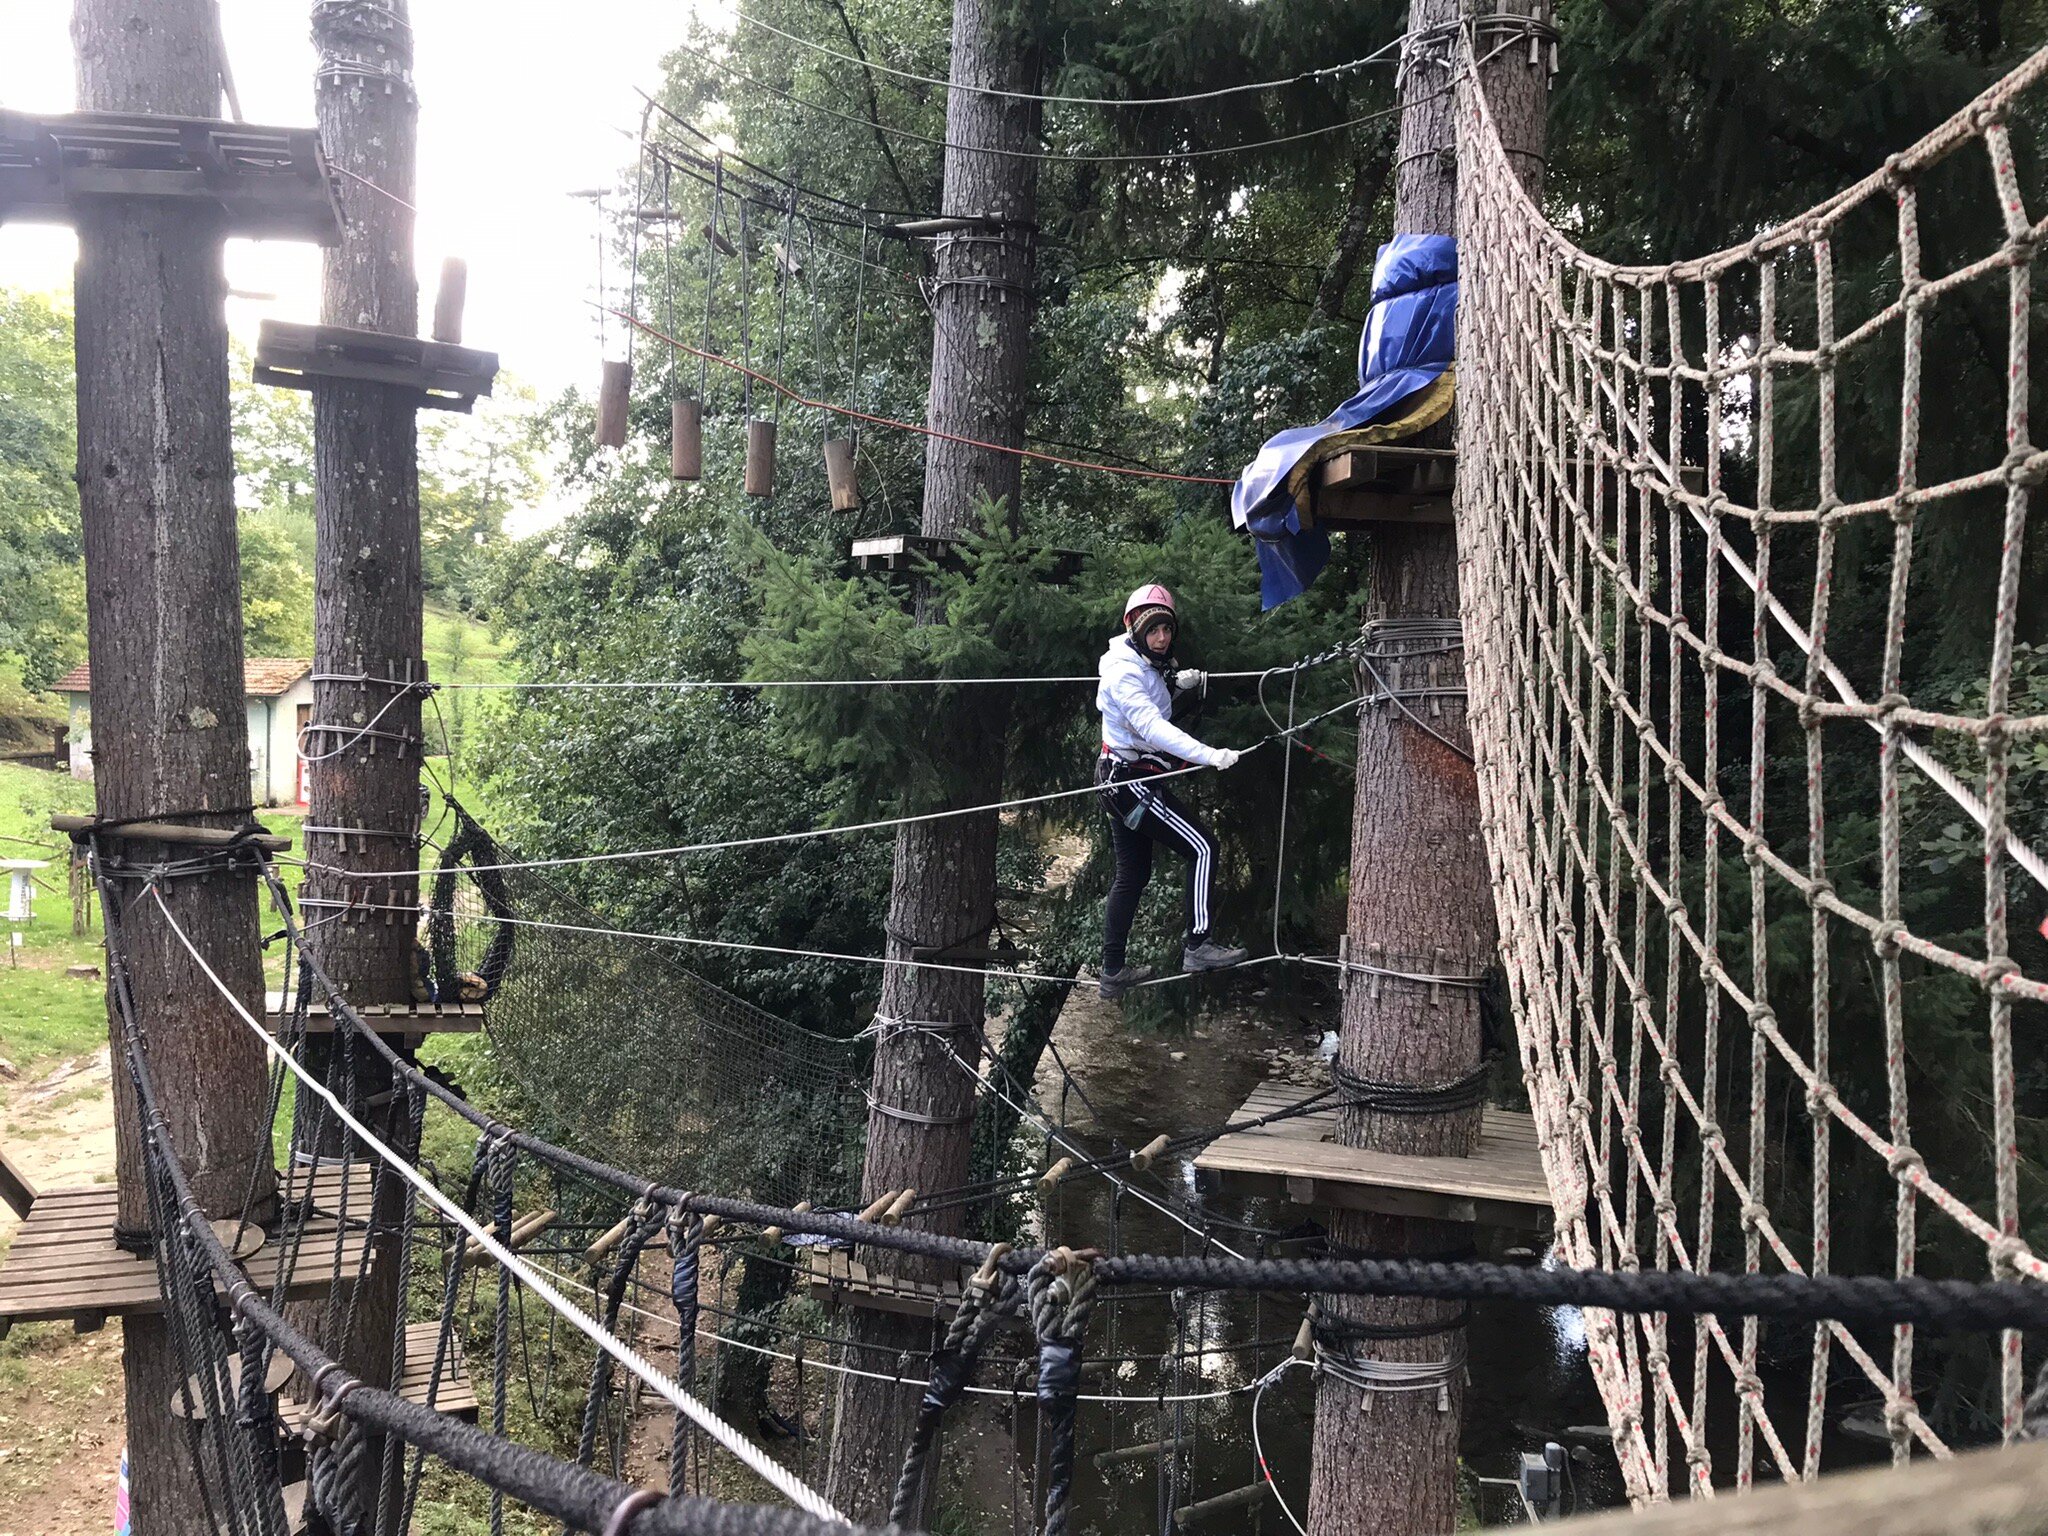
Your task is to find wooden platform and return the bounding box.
[265,991,486,1036]
[801,1248,973,1321]
[1193,1081,1554,1229]
[1307,445,1456,529]
[253,319,500,412]
[0,1167,375,1335]
[0,110,341,243]
[848,533,1084,586]
[278,1321,478,1435]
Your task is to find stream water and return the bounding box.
[933,971,1628,1533]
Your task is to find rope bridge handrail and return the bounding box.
[1457,30,2048,1507]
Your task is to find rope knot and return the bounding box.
[1739,1201,1768,1232]
[1880,152,1911,190]
[1617,1250,1641,1273]
[1654,1197,1678,1221]
[1750,658,1778,685]
[1646,1349,1671,1373]
[1747,1002,1776,1030]
[1982,956,2020,989]
[1989,1235,2034,1279]
[1884,1397,1916,1431]
[1685,1445,1712,1470]
[1872,919,1907,958]
[1734,1369,1766,1398]
[1887,1144,1925,1178]
[1981,713,2012,750]
[1569,1093,1593,1121]
[1700,1124,1725,1153]
[2004,446,2048,489]
[1806,1082,1838,1119]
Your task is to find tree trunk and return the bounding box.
[1307,7,1549,1536]
[72,4,278,1530]
[822,3,1041,1521]
[295,1,424,1525]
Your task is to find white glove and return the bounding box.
[1210,748,1242,770]
[1173,668,1207,693]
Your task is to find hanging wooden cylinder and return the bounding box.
[822,435,861,512]
[671,395,702,481]
[744,416,777,497]
[595,359,632,448]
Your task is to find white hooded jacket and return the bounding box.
[1096,634,1229,769]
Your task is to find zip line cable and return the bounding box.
[669,36,1414,164]
[607,305,1237,485]
[723,6,1422,107]
[143,881,849,1524]
[297,690,1365,881]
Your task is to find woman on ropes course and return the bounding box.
[1095,583,1248,999]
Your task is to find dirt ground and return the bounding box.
[0,1051,124,1536]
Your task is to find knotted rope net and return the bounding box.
[1457,37,2048,1502]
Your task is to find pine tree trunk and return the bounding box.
[1307,7,1549,1535]
[822,3,1041,1520]
[72,4,278,1530]
[294,2,424,1525]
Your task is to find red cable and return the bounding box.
[610,308,1237,487]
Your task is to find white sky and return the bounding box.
[0,0,699,416]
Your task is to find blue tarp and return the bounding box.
[1231,234,1459,609]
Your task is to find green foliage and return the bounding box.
[237,510,314,656]
[0,291,83,701]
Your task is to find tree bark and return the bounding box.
[1307,7,1549,1536]
[822,3,1041,1521]
[71,3,278,1530]
[295,2,424,1526]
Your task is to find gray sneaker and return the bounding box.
[1183,940,1248,973]
[1098,963,1154,1001]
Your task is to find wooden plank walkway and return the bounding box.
[278,1321,478,1434]
[1193,1080,1554,1229]
[800,1248,971,1321]
[265,991,486,1036]
[0,1166,374,1334]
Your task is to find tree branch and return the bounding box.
[1309,126,1395,328]
[819,0,925,212]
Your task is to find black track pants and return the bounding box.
[1097,759,1217,970]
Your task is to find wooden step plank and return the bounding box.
[0,1174,377,1329]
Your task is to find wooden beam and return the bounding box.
[51,813,292,853]
[1556,1438,2048,1536]
[0,1147,35,1220]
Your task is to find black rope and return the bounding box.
[1030,1254,1096,1536]
[428,801,517,1002]
[889,1265,1022,1524]
[1310,1295,1470,1343]
[1330,1056,1490,1115]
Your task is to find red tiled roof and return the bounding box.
[51,658,312,698]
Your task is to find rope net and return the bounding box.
[433,807,869,1209]
[1457,39,2048,1501]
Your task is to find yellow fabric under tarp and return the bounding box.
[1282,369,1456,516]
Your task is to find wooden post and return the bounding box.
[1305,7,1549,1536]
[298,0,427,1522]
[821,0,1042,1518]
[71,3,280,1527]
